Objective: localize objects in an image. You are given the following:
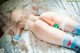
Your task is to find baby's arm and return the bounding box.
[8,28,22,45]
[13,22,24,42]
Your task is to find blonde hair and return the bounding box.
[11,8,30,23]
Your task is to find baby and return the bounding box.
[10,6,80,52]
[11,7,80,33]
[10,7,39,45]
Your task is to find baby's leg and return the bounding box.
[28,19,80,52]
[62,34,80,52]
[32,7,80,35]
[40,12,80,35]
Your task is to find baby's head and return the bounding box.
[11,8,31,23]
[10,8,39,30]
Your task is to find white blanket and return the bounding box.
[0,0,80,53]
[17,31,76,53]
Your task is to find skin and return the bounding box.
[10,6,77,45]
[8,22,25,45]
[32,6,77,32]
[15,22,25,35]
[9,8,80,53]
[28,19,66,46]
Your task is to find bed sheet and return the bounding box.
[0,30,77,53]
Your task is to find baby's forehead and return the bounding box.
[12,9,23,15]
[11,8,27,22]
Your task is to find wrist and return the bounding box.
[15,28,22,35]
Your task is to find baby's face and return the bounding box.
[11,8,31,23]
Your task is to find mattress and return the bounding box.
[0,0,80,53]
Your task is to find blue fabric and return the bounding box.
[62,35,80,52]
[70,37,79,49]
[73,24,80,35]
[0,33,13,53]
[62,34,70,47]
[78,44,80,52]
[13,34,20,41]
[38,8,43,16]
